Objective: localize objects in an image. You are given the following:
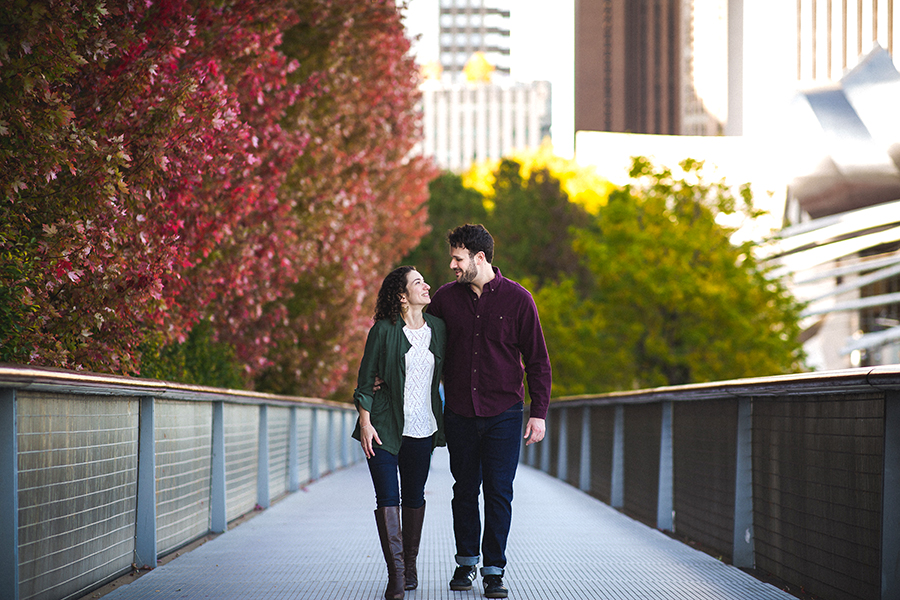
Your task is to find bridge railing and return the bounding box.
[0,365,363,600]
[522,366,900,600]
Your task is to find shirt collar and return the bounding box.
[483,266,503,292]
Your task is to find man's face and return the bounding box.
[450,246,478,284]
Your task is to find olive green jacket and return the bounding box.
[352,313,446,455]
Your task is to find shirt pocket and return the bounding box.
[486,314,518,345]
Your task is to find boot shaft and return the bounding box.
[374,507,405,600]
[402,503,426,590]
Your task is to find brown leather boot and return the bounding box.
[402,503,426,590]
[374,507,405,600]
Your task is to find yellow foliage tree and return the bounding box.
[462,139,615,214]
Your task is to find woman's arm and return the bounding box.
[353,321,384,413]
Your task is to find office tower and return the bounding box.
[439,0,511,82]
[576,1,677,135]
[416,1,552,171]
[575,0,728,137]
[419,74,551,171]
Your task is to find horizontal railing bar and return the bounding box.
[552,365,900,406]
[0,365,346,409]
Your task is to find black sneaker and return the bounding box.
[483,574,508,598]
[449,565,477,590]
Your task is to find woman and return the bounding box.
[352,266,446,600]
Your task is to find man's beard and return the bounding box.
[457,262,477,284]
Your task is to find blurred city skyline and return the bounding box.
[402,0,577,158]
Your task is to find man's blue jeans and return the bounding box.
[444,402,523,574]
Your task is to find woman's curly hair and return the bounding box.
[374,266,415,323]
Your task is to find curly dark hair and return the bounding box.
[374,266,415,323]
[448,223,494,263]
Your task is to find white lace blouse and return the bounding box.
[402,323,438,438]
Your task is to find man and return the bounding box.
[427,223,551,599]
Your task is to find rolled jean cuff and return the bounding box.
[455,555,479,567]
[481,566,504,576]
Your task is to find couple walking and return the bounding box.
[352,224,552,599]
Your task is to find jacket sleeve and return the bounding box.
[352,322,382,413]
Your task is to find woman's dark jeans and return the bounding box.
[367,435,434,509]
[444,402,523,574]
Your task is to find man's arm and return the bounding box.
[518,293,552,421]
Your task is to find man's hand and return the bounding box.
[524,417,545,446]
[373,376,384,392]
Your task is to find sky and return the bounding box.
[401,0,576,158]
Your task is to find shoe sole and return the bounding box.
[449,583,474,591]
[484,593,508,599]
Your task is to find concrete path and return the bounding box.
[96,448,794,600]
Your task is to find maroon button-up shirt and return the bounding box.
[427,267,552,419]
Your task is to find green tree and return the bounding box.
[486,159,591,288]
[139,320,245,390]
[402,154,805,397]
[530,278,630,395]
[401,172,488,290]
[542,156,806,393]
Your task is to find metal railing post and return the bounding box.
[557,406,568,481]
[135,396,157,568]
[732,397,755,568]
[289,406,300,492]
[0,389,18,600]
[611,404,625,509]
[657,401,673,531]
[257,405,270,509]
[579,406,591,492]
[310,408,319,480]
[540,411,552,473]
[340,411,350,468]
[210,401,227,533]
[525,427,536,466]
[883,391,900,599]
[326,409,335,474]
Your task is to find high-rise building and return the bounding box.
[575,0,727,137]
[439,0,511,82]
[416,0,552,171]
[419,75,551,172]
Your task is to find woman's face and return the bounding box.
[402,269,431,308]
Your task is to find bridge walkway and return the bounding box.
[93,448,794,600]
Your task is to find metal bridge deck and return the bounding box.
[92,448,794,600]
